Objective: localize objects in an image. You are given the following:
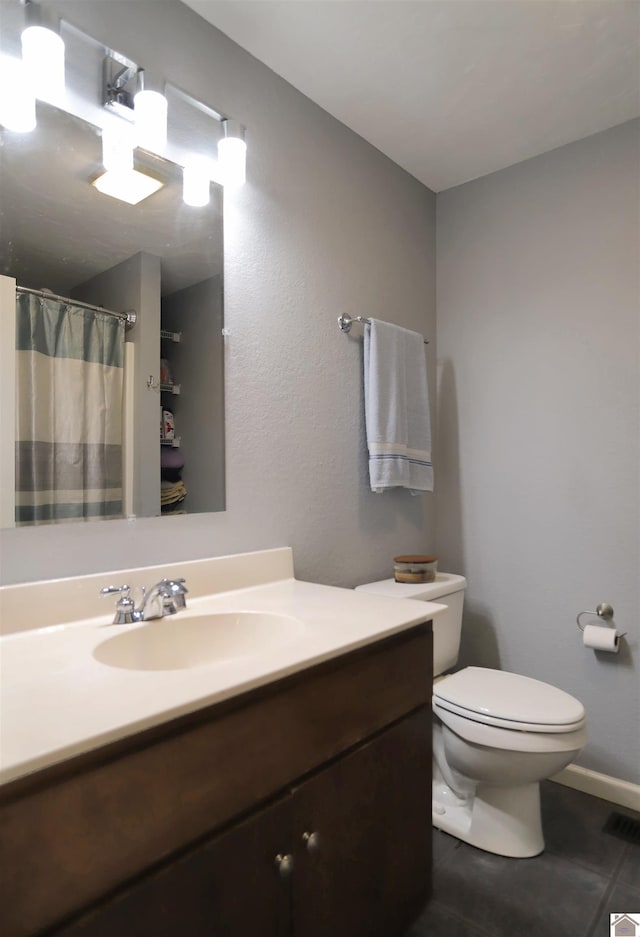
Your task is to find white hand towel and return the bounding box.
[364,318,433,494]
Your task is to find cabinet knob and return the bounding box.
[274,853,294,878]
[302,831,320,853]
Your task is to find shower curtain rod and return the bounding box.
[16,286,137,329]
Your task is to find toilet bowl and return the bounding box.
[355,575,587,858]
[432,665,586,856]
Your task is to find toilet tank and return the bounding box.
[355,573,467,677]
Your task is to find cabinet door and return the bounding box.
[56,797,292,937]
[291,707,432,937]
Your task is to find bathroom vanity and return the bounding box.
[0,549,442,937]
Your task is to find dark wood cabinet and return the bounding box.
[291,708,431,937]
[57,796,292,937]
[0,625,432,937]
[57,710,430,937]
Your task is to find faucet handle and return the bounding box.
[100,584,137,624]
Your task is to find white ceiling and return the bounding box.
[183,0,640,191]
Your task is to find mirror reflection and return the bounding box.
[0,102,225,526]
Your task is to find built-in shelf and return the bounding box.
[160,315,186,512]
[160,329,182,343]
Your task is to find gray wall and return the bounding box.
[436,120,639,783]
[0,0,436,587]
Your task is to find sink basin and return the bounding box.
[93,611,305,671]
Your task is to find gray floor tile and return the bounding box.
[587,881,640,937]
[404,900,492,937]
[403,785,637,937]
[540,781,629,876]
[617,843,640,889]
[433,840,609,937]
[432,828,460,867]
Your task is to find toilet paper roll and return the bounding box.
[582,624,621,653]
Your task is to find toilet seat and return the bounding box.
[433,703,588,754]
[433,667,586,733]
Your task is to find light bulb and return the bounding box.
[183,157,213,207]
[218,120,246,187]
[134,89,168,154]
[21,25,65,103]
[0,55,36,132]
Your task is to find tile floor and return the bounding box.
[405,781,640,937]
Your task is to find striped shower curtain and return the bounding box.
[15,293,125,525]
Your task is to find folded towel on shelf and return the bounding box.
[364,318,433,494]
[160,482,187,504]
[161,480,187,505]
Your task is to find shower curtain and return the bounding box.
[15,292,125,525]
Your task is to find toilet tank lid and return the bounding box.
[434,667,585,727]
[355,572,467,601]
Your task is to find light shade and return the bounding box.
[183,157,213,207]
[0,55,36,132]
[91,168,165,205]
[21,25,65,103]
[134,89,168,154]
[218,119,246,187]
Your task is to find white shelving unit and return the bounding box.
[160,329,182,343]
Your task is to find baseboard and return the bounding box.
[551,764,640,812]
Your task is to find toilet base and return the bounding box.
[432,777,544,858]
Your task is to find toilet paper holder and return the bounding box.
[576,603,626,637]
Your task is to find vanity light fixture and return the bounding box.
[0,54,36,132]
[134,70,168,155]
[101,55,247,188]
[91,167,165,206]
[20,0,65,103]
[218,119,246,187]
[103,56,168,156]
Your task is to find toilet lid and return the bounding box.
[434,667,585,732]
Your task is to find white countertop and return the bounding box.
[1,566,444,785]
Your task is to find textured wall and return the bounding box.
[436,120,640,782]
[0,0,436,587]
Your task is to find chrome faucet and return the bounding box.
[100,578,188,624]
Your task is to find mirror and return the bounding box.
[0,100,225,525]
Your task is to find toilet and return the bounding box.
[356,573,587,858]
